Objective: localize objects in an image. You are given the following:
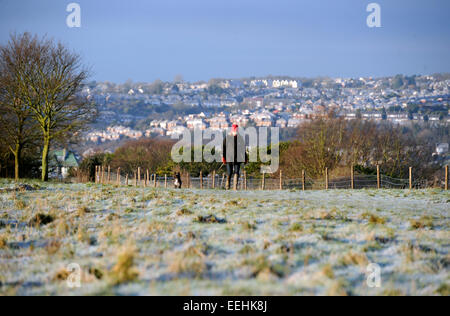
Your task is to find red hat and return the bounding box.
[232,124,239,132]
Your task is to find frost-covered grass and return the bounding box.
[0,179,449,296]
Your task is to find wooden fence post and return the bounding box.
[134,171,137,186]
[126,174,129,186]
[445,165,448,190]
[165,174,167,188]
[200,171,203,189]
[107,166,111,184]
[212,170,216,189]
[302,170,306,191]
[377,165,381,189]
[233,173,238,191]
[101,166,105,185]
[244,171,247,190]
[279,170,283,190]
[261,172,265,190]
[188,173,191,188]
[154,174,157,188]
[409,167,413,190]
[117,168,121,186]
[137,167,141,186]
[95,166,98,184]
[351,165,355,190]
[221,174,225,189]
[325,168,329,190]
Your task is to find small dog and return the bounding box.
[173,172,182,189]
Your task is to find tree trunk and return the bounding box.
[10,143,22,182]
[41,135,50,181]
[14,146,21,182]
[15,154,19,181]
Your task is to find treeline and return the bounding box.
[0,33,95,181]
[79,139,222,181]
[281,117,443,179]
[79,117,446,181]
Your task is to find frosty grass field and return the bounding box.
[0,179,448,296]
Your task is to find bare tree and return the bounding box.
[110,139,174,175]
[0,34,40,181]
[344,120,378,167]
[294,117,346,177]
[373,123,436,179]
[12,33,95,181]
[0,127,11,177]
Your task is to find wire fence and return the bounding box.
[90,165,449,191]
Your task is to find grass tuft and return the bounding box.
[29,213,54,227]
[0,235,7,249]
[241,221,257,231]
[289,222,303,232]
[410,216,434,230]
[77,206,91,217]
[176,208,193,216]
[195,214,226,224]
[14,199,27,210]
[361,212,386,225]
[53,268,70,281]
[168,244,208,277]
[110,246,139,285]
[339,251,369,267]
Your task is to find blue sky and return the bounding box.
[1,0,449,83]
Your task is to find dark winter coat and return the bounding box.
[222,134,247,164]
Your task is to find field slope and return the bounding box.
[0,180,449,296]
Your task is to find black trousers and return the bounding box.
[226,163,241,189]
[226,163,241,176]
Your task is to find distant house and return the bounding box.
[167,125,187,137]
[251,111,274,127]
[276,118,287,128]
[49,149,80,179]
[243,97,264,108]
[167,120,182,130]
[287,118,302,128]
[435,143,449,156]
[145,128,165,137]
[272,80,298,89]
[362,112,382,120]
[186,118,207,130]
[230,114,249,127]
[209,118,229,131]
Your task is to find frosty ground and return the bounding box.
[0,179,448,296]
